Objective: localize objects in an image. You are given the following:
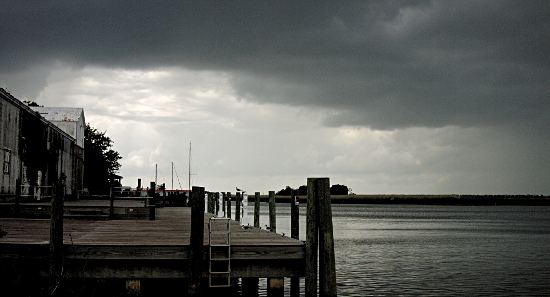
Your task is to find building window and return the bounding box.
[3,149,10,174]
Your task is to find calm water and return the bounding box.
[241,203,550,296]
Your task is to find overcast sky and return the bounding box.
[1,1,549,194]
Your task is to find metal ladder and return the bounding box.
[208,217,231,287]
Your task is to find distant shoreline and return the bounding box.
[250,194,550,206]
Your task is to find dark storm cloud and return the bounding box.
[1,0,548,129]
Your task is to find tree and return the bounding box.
[330,184,349,195]
[276,186,293,196]
[84,124,122,194]
[297,185,307,196]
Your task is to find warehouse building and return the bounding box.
[0,88,84,200]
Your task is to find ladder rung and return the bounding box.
[210,244,230,247]
[209,271,231,274]
[210,258,230,261]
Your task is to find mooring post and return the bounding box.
[14,178,21,216]
[189,186,205,296]
[305,178,319,297]
[218,192,220,217]
[254,192,260,228]
[109,186,114,219]
[235,191,241,222]
[150,182,156,204]
[269,191,276,233]
[222,192,226,216]
[318,178,336,297]
[49,174,65,296]
[226,192,232,219]
[207,192,212,214]
[291,190,300,297]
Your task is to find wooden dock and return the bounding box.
[0,207,304,279]
[0,178,337,296]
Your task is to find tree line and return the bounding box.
[276,184,350,196]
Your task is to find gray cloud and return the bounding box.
[1,0,548,130]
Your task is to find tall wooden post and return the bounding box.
[317,178,336,297]
[49,175,65,296]
[254,192,260,228]
[305,178,319,297]
[291,191,300,297]
[235,192,241,222]
[269,191,276,233]
[207,192,212,214]
[306,177,337,297]
[215,192,220,216]
[189,186,205,296]
[149,182,156,205]
[109,186,114,219]
[14,178,21,216]
[226,192,232,219]
[222,192,226,216]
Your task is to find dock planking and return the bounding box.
[0,206,305,279]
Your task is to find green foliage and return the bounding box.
[84,124,122,194]
[330,184,349,195]
[276,186,293,196]
[297,185,307,195]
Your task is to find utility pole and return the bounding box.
[155,163,158,186]
[171,162,174,190]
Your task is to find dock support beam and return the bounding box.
[49,174,65,296]
[269,191,276,233]
[254,192,260,228]
[189,186,205,296]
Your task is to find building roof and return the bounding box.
[30,106,84,122]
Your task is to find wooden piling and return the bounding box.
[291,191,300,297]
[254,192,260,228]
[242,277,259,297]
[226,192,232,219]
[109,186,114,219]
[235,192,241,222]
[318,178,336,297]
[267,278,284,297]
[207,192,212,214]
[222,192,226,216]
[149,182,156,205]
[189,186,205,296]
[269,191,276,233]
[215,192,220,216]
[49,175,65,296]
[305,178,319,297]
